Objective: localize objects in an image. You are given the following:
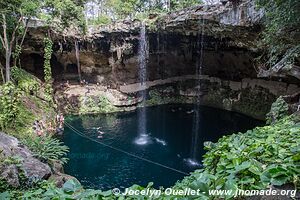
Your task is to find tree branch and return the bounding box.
[0,62,5,83]
[1,14,7,50]
[19,18,30,47]
[0,34,4,50]
[9,16,23,50]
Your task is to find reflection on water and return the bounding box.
[63,104,262,190]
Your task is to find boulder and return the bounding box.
[0,132,52,187]
[49,173,78,188]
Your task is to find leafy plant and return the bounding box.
[43,37,54,103]
[23,136,69,164]
[90,14,112,25]
[11,66,40,94]
[0,83,21,130]
[175,115,300,199]
[266,96,289,124]
[256,0,300,74]
[98,95,117,113]
[79,95,118,114]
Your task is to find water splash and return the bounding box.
[135,22,149,146]
[184,158,202,167]
[154,138,167,146]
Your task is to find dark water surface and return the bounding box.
[63,104,262,190]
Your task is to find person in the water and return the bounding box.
[96,127,105,136]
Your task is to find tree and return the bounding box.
[0,0,40,82]
[170,0,200,11]
[105,0,139,19]
[256,0,300,80]
[0,0,86,83]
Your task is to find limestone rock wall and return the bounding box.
[20,0,265,86]
[18,0,299,119]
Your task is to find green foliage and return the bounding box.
[0,83,21,130]
[0,0,86,82]
[2,66,55,138]
[91,14,112,25]
[43,37,54,103]
[4,179,157,199]
[98,96,116,113]
[42,0,87,32]
[256,0,300,69]
[170,0,200,11]
[79,95,118,114]
[175,116,300,199]
[266,96,289,124]
[23,135,69,164]
[105,0,139,19]
[11,66,39,94]
[86,0,201,22]
[146,88,187,106]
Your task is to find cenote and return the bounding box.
[63,104,262,190]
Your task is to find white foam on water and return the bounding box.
[134,134,150,145]
[154,138,167,146]
[184,158,202,167]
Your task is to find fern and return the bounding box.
[23,136,69,164]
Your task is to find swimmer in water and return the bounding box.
[98,131,104,134]
[186,110,194,114]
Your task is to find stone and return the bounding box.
[0,132,52,187]
[49,173,78,188]
[0,165,20,187]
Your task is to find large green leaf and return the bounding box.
[63,179,82,194]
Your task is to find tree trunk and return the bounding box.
[0,63,5,83]
[5,50,11,82]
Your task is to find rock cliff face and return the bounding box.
[0,132,77,188]
[0,132,51,187]
[22,0,263,84]
[19,0,299,119]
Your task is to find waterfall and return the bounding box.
[75,40,82,82]
[187,17,205,166]
[135,22,150,145]
[157,32,160,78]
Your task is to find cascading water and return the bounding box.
[186,17,205,167]
[154,32,167,145]
[135,22,150,145]
[75,40,82,82]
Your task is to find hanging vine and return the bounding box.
[43,37,54,103]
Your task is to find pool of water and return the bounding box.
[62,104,262,190]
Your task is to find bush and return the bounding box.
[0,83,21,130]
[23,136,69,164]
[11,67,40,95]
[266,96,289,124]
[93,15,112,25]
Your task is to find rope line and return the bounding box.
[64,122,189,176]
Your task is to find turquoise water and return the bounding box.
[63,104,262,190]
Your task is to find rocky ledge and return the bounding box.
[0,132,51,187]
[0,132,76,188]
[55,75,299,119]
